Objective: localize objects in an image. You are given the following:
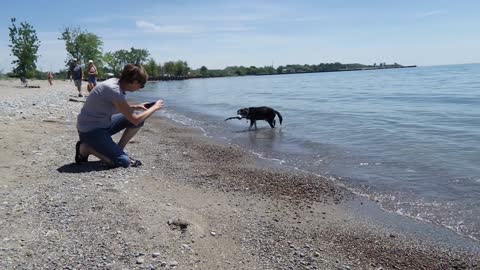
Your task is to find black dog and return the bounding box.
[225,106,283,129]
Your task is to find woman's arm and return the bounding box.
[113,99,164,126]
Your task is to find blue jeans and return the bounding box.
[78,114,144,168]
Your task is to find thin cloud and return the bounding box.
[80,15,139,24]
[136,20,193,34]
[210,26,254,32]
[289,16,328,22]
[135,20,253,35]
[190,14,268,22]
[416,10,443,18]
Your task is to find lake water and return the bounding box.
[131,64,480,241]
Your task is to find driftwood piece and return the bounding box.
[68,98,85,103]
[224,116,242,121]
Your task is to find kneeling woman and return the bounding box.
[75,64,163,167]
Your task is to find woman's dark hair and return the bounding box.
[119,64,148,88]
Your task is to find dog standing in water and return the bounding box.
[225,106,283,130]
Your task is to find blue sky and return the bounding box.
[1,0,479,72]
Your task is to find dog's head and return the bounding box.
[237,108,249,118]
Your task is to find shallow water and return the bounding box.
[131,64,480,241]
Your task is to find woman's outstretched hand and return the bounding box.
[151,100,164,111]
[141,100,164,110]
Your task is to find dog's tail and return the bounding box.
[274,110,283,125]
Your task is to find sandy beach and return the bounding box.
[0,79,478,269]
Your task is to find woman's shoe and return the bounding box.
[75,141,88,164]
[130,159,142,167]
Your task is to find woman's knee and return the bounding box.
[114,154,131,168]
[109,114,144,135]
[133,121,144,128]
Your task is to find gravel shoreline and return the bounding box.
[0,80,478,269]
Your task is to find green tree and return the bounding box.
[200,66,208,76]
[247,66,257,75]
[264,66,276,75]
[8,18,41,78]
[144,58,159,78]
[103,48,150,75]
[163,61,176,76]
[173,61,190,77]
[59,27,103,68]
[103,50,128,75]
[126,48,149,64]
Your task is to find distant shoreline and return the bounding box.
[149,65,418,81]
[251,64,418,77]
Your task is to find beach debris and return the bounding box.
[136,257,145,264]
[167,218,190,230]
[182,244,195,254]
[68,98,85,103]
[41,118,64,124]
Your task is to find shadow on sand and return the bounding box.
[57,161,112,173]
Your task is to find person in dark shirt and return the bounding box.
[70,58,84,97]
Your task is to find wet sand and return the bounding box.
[0,79,478,269]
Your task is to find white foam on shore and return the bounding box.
[367,194,480,242]
[251,151,286,165]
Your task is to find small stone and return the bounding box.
[170,260,178,267]
[210,231,216,236]
[136,257,145,264]
[152,252,161,258]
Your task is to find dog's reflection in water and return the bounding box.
[246,127,283,151]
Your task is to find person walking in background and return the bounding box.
[75,64,164,168]
[47,71,54,86]
[70,58,84,97]
[67,59,75,82]
[87,60,97,92]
